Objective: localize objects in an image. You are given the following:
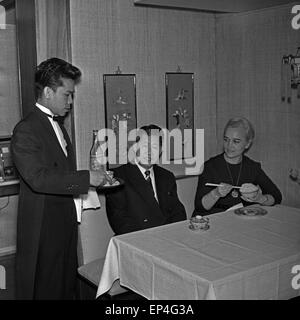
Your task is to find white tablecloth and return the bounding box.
[97,205,300,299]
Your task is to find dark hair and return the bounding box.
[136,124,163,145]
[35,57,82,99]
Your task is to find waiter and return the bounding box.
[11,57,108,300]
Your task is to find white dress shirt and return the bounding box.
[135,160,159,202]
[35,103,68,157]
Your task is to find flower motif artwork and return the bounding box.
[166,72,194,160]
[114,90,128,105]
[172,107,190,129]
[112,112,132,134]
[103,74,137,168]
[174,88,188,101]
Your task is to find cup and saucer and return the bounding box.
[189,215,210,231]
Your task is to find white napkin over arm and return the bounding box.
[74,188,101,222]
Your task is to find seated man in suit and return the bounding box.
[106,124,186,235]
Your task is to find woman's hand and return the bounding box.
[216,183,233,197]
[203,183,233,211]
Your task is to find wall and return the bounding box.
[70,0,217,168]
[0,0,71,256]
[0,10,20,255]
[216,2,300,207]
[0,26,20,136]
[27,1,300,264]
[35,0,71,63]
[35,0,75,138]
[69,0,216,262]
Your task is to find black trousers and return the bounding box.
[33,200,78,300]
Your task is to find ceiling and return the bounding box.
[134,0,297,13]
[0,0,295,13]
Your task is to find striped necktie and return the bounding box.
[145,170,155,198]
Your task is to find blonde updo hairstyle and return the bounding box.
[223,117,255,151]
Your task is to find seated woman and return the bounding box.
[193,117,282,215]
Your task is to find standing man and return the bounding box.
[106,124,186,235]
[11,57,107,300]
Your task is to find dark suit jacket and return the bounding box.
[11,107,90,299]
[105,163,186,235]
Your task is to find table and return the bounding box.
[97,205,300,299]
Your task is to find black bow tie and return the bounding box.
[46,113,64,124]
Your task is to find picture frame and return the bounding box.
[103,74,137,169]
[165,72,194,161]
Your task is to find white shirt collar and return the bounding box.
[135,159,154,178]
[36,102,54,117]
[135,160,158,201]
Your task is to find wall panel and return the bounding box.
[35,0,74,138]
[216,3,300,206]
[0,5,20,254]
[0,26,20,136]
[69,0,217,260]
[70,0,217,171]
[35,0,71,63]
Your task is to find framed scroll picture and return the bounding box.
[166,72,194,161]
[103,74,137,169]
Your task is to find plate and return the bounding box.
[234,206,267,217]
[97,178,124,191]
